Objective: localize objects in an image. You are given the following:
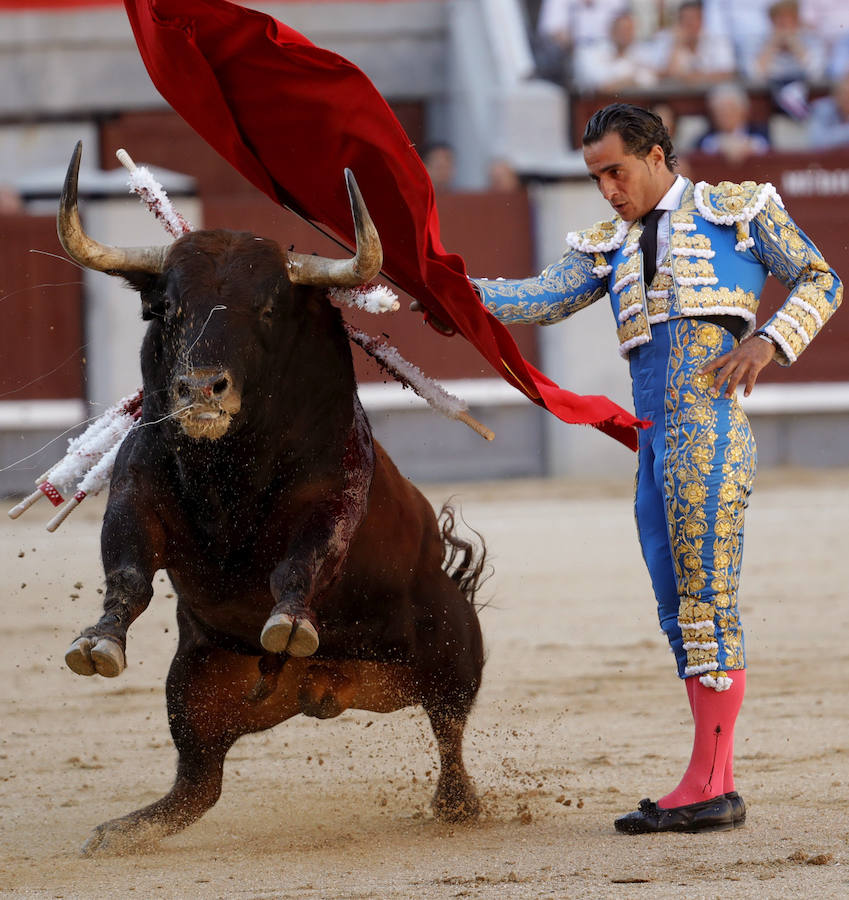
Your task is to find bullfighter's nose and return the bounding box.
[176,370,234,404]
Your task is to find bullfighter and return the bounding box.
[472,103,841,833]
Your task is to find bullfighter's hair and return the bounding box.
[583,103,678,172]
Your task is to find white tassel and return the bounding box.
[329,284,400,314]
[117,149,192,238]
[345,325,494,441]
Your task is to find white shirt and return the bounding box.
[652,174,688,271]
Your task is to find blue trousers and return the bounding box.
[629,318,756,687]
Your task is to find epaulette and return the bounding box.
[565,217,629,254]
[693,180,783,227]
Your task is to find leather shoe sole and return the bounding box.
[615,795,734,834]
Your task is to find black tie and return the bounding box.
[639,208,664,287]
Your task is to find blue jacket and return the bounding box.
[475,179,842,365]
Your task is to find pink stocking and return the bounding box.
[686,675,696,717]
[686,674,735,790]
[658,670,746,809]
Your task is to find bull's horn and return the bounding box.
[57,141,169,274]
[286,169,383,287]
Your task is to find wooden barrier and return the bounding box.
[0,213,84,402]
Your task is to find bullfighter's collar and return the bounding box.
[565,179,780,255]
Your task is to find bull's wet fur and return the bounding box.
[57,147,486,855]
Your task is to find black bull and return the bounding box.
[57,144,486,855]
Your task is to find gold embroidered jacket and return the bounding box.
[475,180,842,364]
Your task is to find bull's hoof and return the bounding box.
[260,614,319,657]
[65,636,126,678]
[65,637,96,676]
[433,778,481,824]
[81,817,168,857]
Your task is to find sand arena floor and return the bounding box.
[1,468,847,899]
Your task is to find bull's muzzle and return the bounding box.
[172,368,241,440]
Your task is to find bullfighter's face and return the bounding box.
[583,131,675,223]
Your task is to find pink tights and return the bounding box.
[657,670,746,809]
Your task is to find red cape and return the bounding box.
[123,0,646,450]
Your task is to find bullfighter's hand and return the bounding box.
[699,335,776,398]
[409,300,455,336]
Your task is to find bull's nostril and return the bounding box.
[213,377,230,396]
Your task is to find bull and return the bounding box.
[57,144,485,855]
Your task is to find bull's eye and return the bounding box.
[260,305,274,324]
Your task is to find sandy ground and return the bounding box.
[1,467,847,899]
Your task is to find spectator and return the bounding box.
[0,186,23,215]
[808,71,849,148]
[534,0,629,83]
[830,35,849,79]
[573,10,660,90]
[701,0,774,71]
[654,0,736,85]
[749,0,826,118]
[422,142,456,193]
[800,0,849,71]
[696,83,771,162]
[488,158,522,192]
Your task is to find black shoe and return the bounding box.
[614,795,734,834]
[725,791,746,827]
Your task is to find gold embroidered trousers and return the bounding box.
[630,318,755,687]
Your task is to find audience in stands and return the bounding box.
[800,0,849,77]
[748,0,827,117]
[808,71,849,148]
[695,83,771,161]
[525,0,849,153]
[534,0,629,83]
[829,35,849,80]
[701,0,774,74]
[572,10,658,91]
[0,186,23,215]
[422,142,457,193]
[488,159,523,192]
[653,0,735,85]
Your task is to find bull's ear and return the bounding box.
[119,271,166,320]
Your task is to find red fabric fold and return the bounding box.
[123,0,646,449]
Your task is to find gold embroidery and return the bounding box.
[677,286,759,315]
[787,306,820,337]
[671,232,713,252]
[772,319,808,355]
[617,311,649,344]
[615,254,641,285]
[484,289,604,325]
[708,180,761,218]
[710,398,755,671]
[795,281,834,321]
[618,282,643,313]
[663,320,751,676]
[674,258,717,280]
[584,221,619,245]
[665,324,718,661]
[646,293,671,319]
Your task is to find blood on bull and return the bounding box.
[56,143,486,855]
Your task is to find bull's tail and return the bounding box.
[438,503,489,610]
